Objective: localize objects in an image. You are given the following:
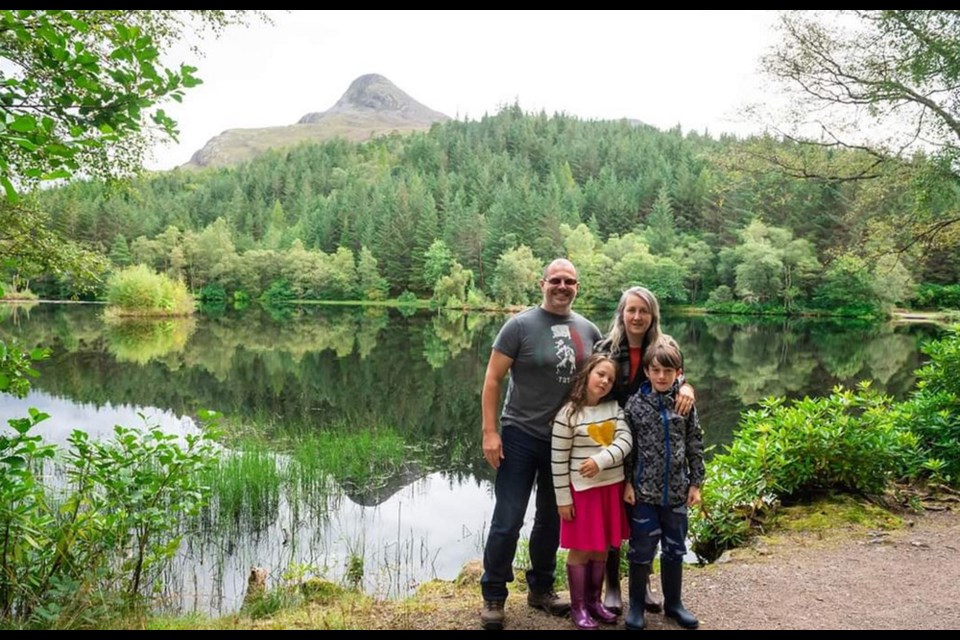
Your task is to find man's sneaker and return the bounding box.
[527,589,571,616]
[480,599,505,630]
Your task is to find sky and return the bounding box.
[146,10,781,170]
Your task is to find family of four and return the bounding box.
[480,258,705,631]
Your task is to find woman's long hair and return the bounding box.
[564,353,618,422]
[605,286,662,355]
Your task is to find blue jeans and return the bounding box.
[481,426,560,601]
[627,502,688,564]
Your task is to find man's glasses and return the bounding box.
[545,277,578,286]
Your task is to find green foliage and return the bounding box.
[691,383,910,561]
[514,539,569,590]
[432,262,473,308]
[1,202,107,298]
[199,283,227,304]
[0,412,220,627]
[232,290,250,310]
[706,285,733,305]
[0,10,260,201]
[0,285,37,301]
[259,278,295,308]
[0,340,48,397]
[421,239,455,292]
[764,11,960,256]
[105,264,194,316]
[491,245,541,306]
[395,290,418,305]
[644,186,677,255]
[104,318,196,364]
[108,234,132,267]
[813,255,879,314]
[291,426,412,496]
[356,246,389,301]
[768,11,960,174]
[202,449,282,533]
[892,327,960,483]
[913,283,960,310]
[28,105,960,307]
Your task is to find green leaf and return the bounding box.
[14,139,38,152]
[1,455,26,469]
[29,348,47,361]
[41,169,72,181]
[0,175,19,203]
[9,115,37,133]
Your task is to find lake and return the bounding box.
[0,302,939,614]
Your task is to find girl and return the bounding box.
[551,354,633,629]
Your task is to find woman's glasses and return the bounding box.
[545,277,578,286]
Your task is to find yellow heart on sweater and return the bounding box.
[586,420,615,446]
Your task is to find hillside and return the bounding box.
[185,74,449,168]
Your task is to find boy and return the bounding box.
[622,336,704,630]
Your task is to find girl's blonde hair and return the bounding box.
[565,353,618,421]
[606,286,662,354]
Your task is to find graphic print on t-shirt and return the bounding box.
[552,324,577,383]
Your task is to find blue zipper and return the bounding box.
[658,394,670,506]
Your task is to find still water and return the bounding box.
[0,303,939,613]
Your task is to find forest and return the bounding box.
[21,106,960,315]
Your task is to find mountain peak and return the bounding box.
[185,74,449,169]
[298,73,448,124]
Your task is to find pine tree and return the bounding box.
[108,233,132,267]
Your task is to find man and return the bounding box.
[480,258,602,630]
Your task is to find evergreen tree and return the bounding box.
[357,246,389,301]
[646,186,678,255]
[108,234,132,267]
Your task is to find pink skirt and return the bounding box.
[559,481,630,552]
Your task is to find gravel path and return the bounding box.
[369,506,960,630]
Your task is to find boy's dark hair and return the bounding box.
[642,335,683,370]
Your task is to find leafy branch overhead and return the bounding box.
[0,10,264,202]
[766,11,960,170]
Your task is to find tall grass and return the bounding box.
[291,427,409,489]
[200,424,416,536]
[200,449,284,532]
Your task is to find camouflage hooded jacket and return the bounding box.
[624,380,705,506]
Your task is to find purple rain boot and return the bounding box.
[586,559,619,624]
[566,563,599,630]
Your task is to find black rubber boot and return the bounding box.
[624,562,650,630]
[603,547,622,615]
[661,560,699,629]
[644,570,663,613]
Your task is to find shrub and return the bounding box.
[893,327,960,483]
[691,383,909,561]
[0,412,220,628]
[105,265,194,317]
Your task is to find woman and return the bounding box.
[593,286,695,615]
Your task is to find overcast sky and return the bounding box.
[146,10,780,170]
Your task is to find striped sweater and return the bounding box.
[551,400,633,507]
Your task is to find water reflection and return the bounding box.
[0,304,941,613]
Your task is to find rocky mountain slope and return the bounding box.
[185,74,449,169]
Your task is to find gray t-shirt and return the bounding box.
[493,306,602,442]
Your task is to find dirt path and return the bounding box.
[363,506,960,630]
[684,507,960,630]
